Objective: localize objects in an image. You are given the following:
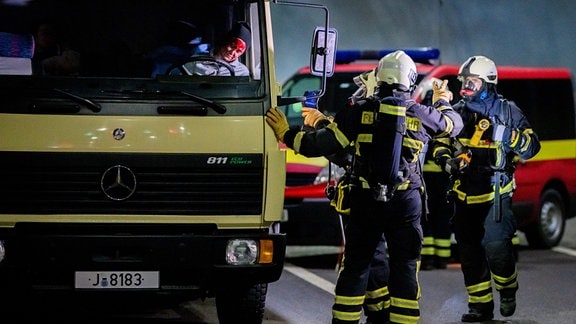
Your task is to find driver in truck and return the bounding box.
[194,22,251,76]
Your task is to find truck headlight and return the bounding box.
[0,240,5,263]
[225,239,274,265]
[226,239,258,265]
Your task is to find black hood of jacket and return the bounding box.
[462,87,500,116]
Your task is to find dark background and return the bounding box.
[271,0,576,85]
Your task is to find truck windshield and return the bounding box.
[0,0,264,99]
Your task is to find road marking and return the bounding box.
[284,245,576,297]
[552,246,576,257]
[283,264,335,295]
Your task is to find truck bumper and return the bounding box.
[0,223,286,296]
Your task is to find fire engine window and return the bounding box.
[498,78,576,141]
[0,0,256,79]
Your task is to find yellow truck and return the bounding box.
[0,0,335,322]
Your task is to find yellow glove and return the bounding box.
[302,107,329,128]
[265,107,289,142]
[357,69,378,97]
[432,79,453,104]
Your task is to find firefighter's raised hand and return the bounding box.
[432,79,453,105]
[302,107,329,128]
[265,107,289,142]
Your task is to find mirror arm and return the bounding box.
[273,0,332,97]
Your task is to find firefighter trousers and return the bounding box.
[452,196,519,313]
[332,188,422,324]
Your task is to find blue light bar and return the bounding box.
[335,48,440,64]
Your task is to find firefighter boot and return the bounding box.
[364,309,390,324]
[421,255,435,270]
[500,291,516,317]
[461,301,494,322]
[434,256,448,269]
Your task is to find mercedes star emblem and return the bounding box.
[100,165,137,201]
[112,128,126,140]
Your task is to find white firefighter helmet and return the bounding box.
[458,55,498,85]
[376,50,417,91]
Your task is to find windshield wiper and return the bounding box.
[53,88,101,112]
[180,91,226,114]
[103,89,227,115]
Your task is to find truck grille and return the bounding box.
[0,152,263,215]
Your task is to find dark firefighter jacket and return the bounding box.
[433,91,541,203]
[283,90,463,192]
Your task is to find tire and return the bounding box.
[524,189,566,249]
[215,283,267,324]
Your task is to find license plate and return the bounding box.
[75,271,159,289]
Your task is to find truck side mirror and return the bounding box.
[310,26,337,77]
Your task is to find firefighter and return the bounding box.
[266,50,463,324]
[413,84,455,271]
[421,142,454,270]
[433,55,541,322]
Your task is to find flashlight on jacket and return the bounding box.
[303,90,321,109]
[456,149,472,167]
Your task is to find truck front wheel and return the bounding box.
[215,283,267,324]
